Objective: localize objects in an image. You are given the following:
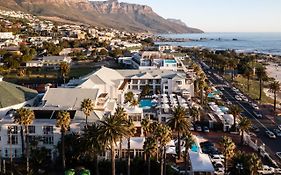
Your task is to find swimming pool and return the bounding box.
[191,144,199,152]
[139,99,157,108]
[164,60,177,64]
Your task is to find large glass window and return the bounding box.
[42,136,54,145]
[8,135,18,145]
[43,126,53,135]
[28,126,36,134]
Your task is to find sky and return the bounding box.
[92,0,281,32]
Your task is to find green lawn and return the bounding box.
[225,75,274,104]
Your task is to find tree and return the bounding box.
[183,132,194,175]
[141,85,151,97]
[82,123,103,175]
[124,91,134,104]
[60,61,70,85]
[227,58,238,81]
[98,115,129,175]
[130,98,139,108]
[143,137,157,175]
[80,98,95,126]
[198,78,206,105]
[56,111,71,170]
[189,106,200,122]
[249,153,262,175]
[126,119,135,175]
[243,66,253,92]
[14,108,35,173]
[238,117,252,145]
[229,105,242,131]
[141,117,151,137]
[220,136,236,174]
[154,124,172,175]
[269,81,280,111]
[256,66,267,101]
[167,106,190,160]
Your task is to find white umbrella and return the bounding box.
[162,98,169,103]
[162,104,170,109]
[152,94,158,98]
[152,99,158,103]
[161,94,167,97]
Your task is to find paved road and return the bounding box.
[201,65,281,166]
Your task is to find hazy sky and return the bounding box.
[93,0,281,32]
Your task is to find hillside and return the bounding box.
[0,0,203,33]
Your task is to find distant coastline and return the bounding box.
[155,32,281,56]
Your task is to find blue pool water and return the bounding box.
[208,93,215,98]
[140,99,155,108]
[191,144,199,152]
[164,60,177,64]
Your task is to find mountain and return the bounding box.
[0,0,203,33]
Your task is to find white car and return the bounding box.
[276,152,281,160]
[242,97,249,102]
[210,155,225,163]
[251,103,259,110]
[258,165,275,174]
[266,130,276,139]
[235,95,242,101]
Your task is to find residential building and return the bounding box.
[0,32,14,40]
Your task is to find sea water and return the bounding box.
[157,32,281,56]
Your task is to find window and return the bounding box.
[165,85,168,90]
[8,135,18,145]
[43,126,53,135]
[132,80,138,84]
[42,136,54,145]
[140,80,146,84]
[7,126,18,134]
[28,126,36,134]
[5,149,8,157]
[176,81,182,85]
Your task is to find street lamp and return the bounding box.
[236,163,243,175]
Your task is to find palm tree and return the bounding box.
[141,117,151,137]
[189,106,200,122]
[14,108,35,173]
[220,136,236,174]
[130,98,139,108]
[56,111,71,170]
[243,66,253,92]
[126,119,135,175]
[227,58,239,81]
[229,105,242,131]
[124,91,134,103]
[256,66,267,101]
[269,81,280,111]
[238,117,252,145]
[143,137,157,175]
[249,153,262,175]
[80,98,94,126]
[154,124,172,175]
[183,132,194,175]
[60,61,70,85]
[82,123,103,175]
[167,106,190,160]
[98,115,129,175]
[198,78,206,105]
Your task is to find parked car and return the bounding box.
[278,125,281,131]
[203,126,210,132]
[196,125,202,132]
[265,130,276,139]
[210,154,224,163]
[214,162,225,172]
[258,165,275,174]
[189,125,195,131]
[273,129,281,137]
[251,103,259,110]
[253,111,262,118]
[276,152,281,160]
[235,95,242,101]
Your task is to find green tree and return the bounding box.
[238,117,252,145]
[220,136,236,174]
[98,115,129,175]
[229,105,242,131]
[56,111,71,170]
[167,106,190,160]
[141,117,151,137]
[243,66,253,92]
[14,108,35,173]
[189,106,200,122]
[141,85,151,97]
[249,153,262,175]
[124,91,134,103]
[143,137,157,175]
[59,61,70,85]
[130,98,139,108]
[82,123,104,175]
[269,81,280,111]
[256,66,267,101]
[183,132,194,175]
[80,98,95,126]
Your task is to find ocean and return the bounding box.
[156,32,281,56]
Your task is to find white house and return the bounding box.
[0,32,14,40]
